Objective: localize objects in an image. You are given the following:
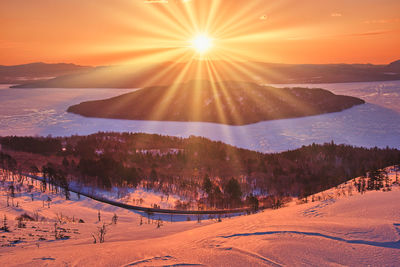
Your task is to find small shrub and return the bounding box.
[16,213,35,222]
[17,217,26,228]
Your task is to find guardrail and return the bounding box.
[23,173,251,215]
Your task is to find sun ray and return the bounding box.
[204,0,224,33]
[204,60,230,125]
[211,1,263,38]
[202,59,250,174]
[146,57,199,121]
[64,0,320,127]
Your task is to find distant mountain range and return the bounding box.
[0,62,92,84]
[67,80,365,125]
[4,59,400,88]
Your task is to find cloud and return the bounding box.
[364,18,400,24]
[0,40,25,49]
[286,29,395,41]
[331,13,342,17]
[347,30,393,37]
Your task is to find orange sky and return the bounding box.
[1,0,399,66]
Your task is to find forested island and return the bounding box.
[1,133,399,210]
[67,80,364,125]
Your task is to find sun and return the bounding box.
[191,34,213,54]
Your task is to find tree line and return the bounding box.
[1,133,399,210]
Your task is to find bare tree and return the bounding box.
[111,213,118,225]
[92,223,107,243]
[157,218,163,228]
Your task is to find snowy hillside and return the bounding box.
[0,168,399,266]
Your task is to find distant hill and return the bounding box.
[387,59,400,71]
[11,60,400,88]
[0,62,92,84]
[67,80,364,125]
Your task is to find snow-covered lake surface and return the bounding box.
[0,80,400,153]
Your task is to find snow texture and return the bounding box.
[0,168,399,266]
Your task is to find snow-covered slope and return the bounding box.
[1,170,399,266]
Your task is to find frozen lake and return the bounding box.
[0,80,399,153]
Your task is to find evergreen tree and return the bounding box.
[224,177,242,207]
[2,215,9,232]
[246,193,259,212]
[62,157,69,169]
[203,174,212,195]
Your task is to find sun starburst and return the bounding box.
[191,34,213,54]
